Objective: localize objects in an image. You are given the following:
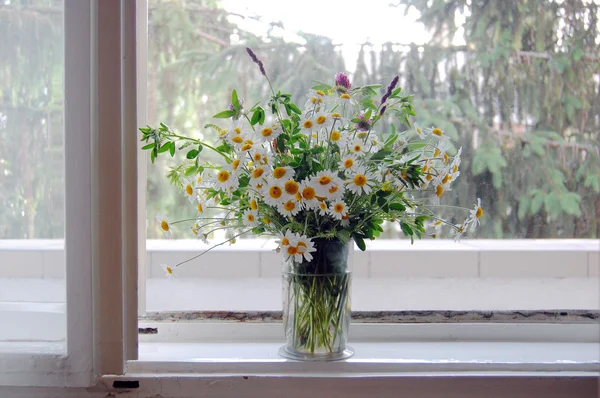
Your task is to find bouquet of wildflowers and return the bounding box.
[141,47,482,356]
[141,48,482,273]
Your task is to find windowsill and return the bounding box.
[126,323,600,377]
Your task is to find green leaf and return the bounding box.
[389,203,406,211]
[141,143,154,150]
[530,193,544,215]
[184,166,197,176]
[169,142,175,157]
[288,103,302,115]
[158,142,171,153]
[213,110,236,119]
[560,192,581,216]
[370,150,391,161]
[186,149,199,159]
[353,234,366,251]
[231,90,240,111]
[250,110,262,125]
[400,222,413,236]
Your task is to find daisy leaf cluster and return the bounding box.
[140,48,483,274]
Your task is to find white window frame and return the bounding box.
[0,0,136,387]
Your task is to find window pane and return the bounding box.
[144,0,599,312]
[0,0,66,345]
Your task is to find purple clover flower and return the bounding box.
[228,97,244,112]
[335,72,352,91]
[381,75,399,105]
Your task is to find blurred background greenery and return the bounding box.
[1,0,598,240]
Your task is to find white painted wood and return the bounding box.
[1,376,597,398]
[136,0,149,317]
[122,0,139,363]
[93,0,125,376]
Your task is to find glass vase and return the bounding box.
[279,238,354,361]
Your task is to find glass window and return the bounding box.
[143,0,599,313]
[0,0,66,344]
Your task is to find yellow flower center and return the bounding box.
[303,120,313,129]
[422,164,429,172]
[218,170,230,183]
[340,93,351,99]
[435,184,444,197]
[434,220,442,226]
[261,127,273,137]
[443,153,449,164]
[416,128,422,135]
[269,186,282,199]
[284,180,299,195]
[318,176,332,186]
[287,246,298,256]
[250,199,258,210]
[273,167,287,179]
[165,266,173,275]
[334,203,345,213]
[281,237,290,246]
[185,184,193,196]
[232,159,241,170]
[453,164,459,173]
[302,186,316,200]
[284,201,296,211]
[311,97,317,104]
[441,174,450,185]
[329,185,339,194]
[263,217,271,224]
[297,241,307,249]
[344,159,354,169]
[434,148,440,157]
[160,220,169,231]
[316,115,327,125]
[241,143,253,151]
[426,174,433,181]
[476,207,484,218]
[331,113,342,119]
[234,127,242,134]
[316,90,325,96]
[295,192,303,201]
[232,136,244,144]
[319,201,327,211]
[353,145,362,152]
[432,127,443,137]
[357,131,368,139]
[247,213,255,222]
[197,203,203,213]
[353,174,367,187]
[253,153,262,162]
[331,131,341,141]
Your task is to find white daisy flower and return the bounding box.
[282,179,300,197]
[256,124,282,143]
[348,138,368,155]
[368,135,384,152]
[299,116,316,137]
[295,234,316,262]
[278,198,301,217]
[304,89,327,112]
[161,264,175,278]
[196,197,206,214]
[414,123,429,139]
[238,139,256,153]
[450,147,462,175]
[324,176,345,200]
[181,178,196,204]
[313,112,333,132]
[340,214,350,227]
[329,199,348,220]
[327,128,350,147]
[427,126,451,141]
[347,166,376,195]
[272,166,295,180]
[467,198,484,228]
[242,209,259,228]
[262,178,287,206]
[339,154,359,174]
[155,214,172,238]
[213,167,239,192]
[317,199,329,216]
[250,148,269,166]
[312,170,337,196]
[276,230,296,249]
[299,180,320,209]
[250,164,269,185]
